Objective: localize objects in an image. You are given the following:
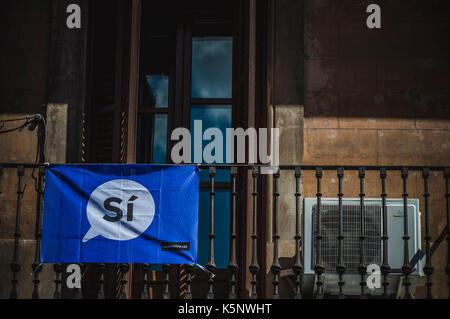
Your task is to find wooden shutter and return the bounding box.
[87,0,136,164]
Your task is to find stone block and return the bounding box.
[304,128,378,165]
[0,239,55,299]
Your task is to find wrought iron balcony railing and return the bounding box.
[0,163,449,299]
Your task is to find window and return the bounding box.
[137,2,234,270]
[191,36,232,99]
[136,34,171,164]
[190,27,233,269]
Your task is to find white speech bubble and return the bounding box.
[83,179,155,243]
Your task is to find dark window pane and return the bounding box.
[136,115,152,163]
[146,75,169,109]
[136,114,167,164]
[191,37,232,99]
[153,114,168,163]
[190,105,231,134]
[190,105,232,182]
[139,37,171,109]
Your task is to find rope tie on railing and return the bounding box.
[182,264,194,299]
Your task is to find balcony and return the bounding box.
[0,162,449,299]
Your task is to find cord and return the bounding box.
[0,115,47,193]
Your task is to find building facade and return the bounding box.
[1,0,450,299]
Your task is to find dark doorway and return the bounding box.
[84,0,267,299]
[135,0,235,299]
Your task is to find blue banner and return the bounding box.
[41,165,199,264]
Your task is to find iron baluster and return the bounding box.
[53,264,63,299]
[293,167,303,299]
[358,167,367,299]
[228,167,238,299]
[206,167,216,299]
[314,167,324,299]
[184,264,193,299]
[380,168,391,298]
[97,263,106,299]
[32,166,45,299]
[336,167,346,299]
[75,263,84,299]
[78,119,85,300]
[401,168,412,299]
[119,263,130,299]
[162,264,171,299]
[445,169,450,299]
[141,264,150,299]
[249,167,260,299]
[271,171,281,299]
[0,165,2,226]
[422,168,433,299]
[10,165,24,299]
[32,114,45,298]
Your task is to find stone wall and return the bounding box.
[0,114,55,299]
[302,0,450,298]
[0,0,51,114]
[264,0,305,298]
[0,0,54,299]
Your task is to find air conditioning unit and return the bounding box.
[302,198,425,298]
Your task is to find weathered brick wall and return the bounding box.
[303,0,450,298]
[0,115,55,299]
[0,0,51,114]
[0,0,54,299]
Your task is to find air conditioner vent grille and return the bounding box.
[312,204,382,272]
